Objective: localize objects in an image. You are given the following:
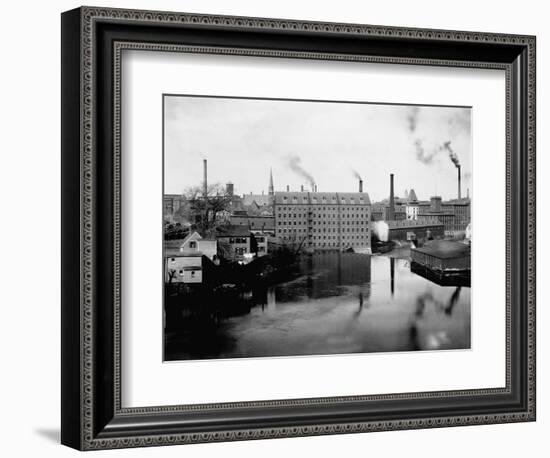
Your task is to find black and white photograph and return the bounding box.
[163,95,472,361]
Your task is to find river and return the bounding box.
[164,252,471,360]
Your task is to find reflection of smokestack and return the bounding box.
[390,257,395,296]
[203,159,208,198]
[359,179,363,193]
[457,165,462,199]
[388,174,395,220]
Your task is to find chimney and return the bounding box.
[226,182,234,196]
[388,173,395,220]
[359,179,363,193]
[301,185,304,192]
[457,165,462,199]
[467,188,470,199]
[430,196,442,212]
[286,185,290,192]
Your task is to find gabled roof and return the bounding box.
[180,231,201,248]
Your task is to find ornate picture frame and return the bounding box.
[61,6,536,450]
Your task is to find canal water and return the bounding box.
[164,252,471,361]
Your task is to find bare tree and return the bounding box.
[184,183,232,233]
[167,269,177,284]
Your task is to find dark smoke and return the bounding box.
[407,107,468,169]
[442,141,460,168]
[287,155,316,189]
[351,169,362,180]
[414,139,462,168]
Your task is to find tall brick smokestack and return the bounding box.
[388,173,395,220]
[203,159,208,198]
[457,165,462,199]
[359,179,363,193]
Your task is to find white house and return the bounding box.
[165,255,202,283]
[179,231,218,261]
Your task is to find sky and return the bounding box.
[164,95,471,202]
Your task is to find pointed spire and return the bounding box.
[269,168,274,196]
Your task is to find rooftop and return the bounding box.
[215,224,252,238]
[274,191,371,205]
[412,240,470,259]
[164,250,203,258]
[242,194,271,207]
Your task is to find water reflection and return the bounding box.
[164,252,471,361]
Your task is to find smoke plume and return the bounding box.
[373,221,389,242]
[286,155,316,189]
[351,169,362,180]
[442,141,460,168]
[414,139,438,165]
[407,107,467,171]
[406,106,420,133]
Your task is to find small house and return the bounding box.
[165,254,202,284]
[178,231,218,261]
[215,225,253,261]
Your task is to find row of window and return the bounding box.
[277,213,368,219]
[276,206,369,212]
[277,227,368,233]
[280,234,369,241]
[228,237,249,244]
[280,197,367,204]
[277,219,369,227]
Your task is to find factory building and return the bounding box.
[229,214,275,234]
[163,194,185,223]
[442,199,471,233]
[417,196,471,236]
[274,184,371,252]
[387,218,445,241]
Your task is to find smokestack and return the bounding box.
[301,185,304,192]
[203,159,208,198]
[359,179,363,193]
[388,173,395,221]
[467,188,470,199]
[286,185,290,192]
[457,165,462,199]
[226,182,234,196]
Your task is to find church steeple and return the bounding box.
[268,168,275,214]
[269,168,274,196]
